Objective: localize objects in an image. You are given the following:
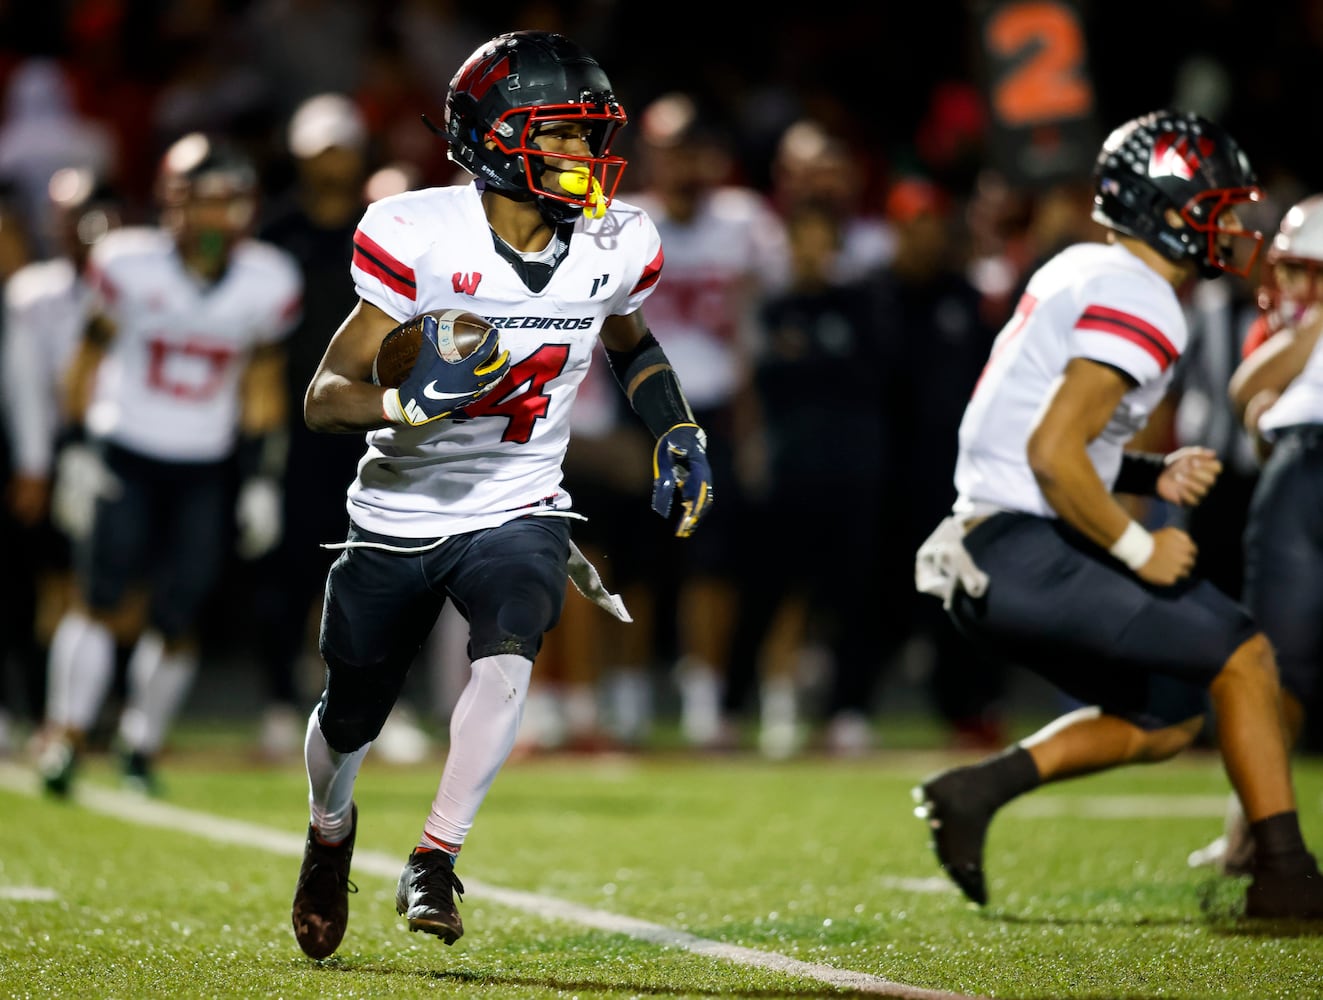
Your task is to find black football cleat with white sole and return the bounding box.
[396,848,466,944]
[291,805,358,959]
[912,767,996,906]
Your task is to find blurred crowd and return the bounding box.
[3,0,1323,766]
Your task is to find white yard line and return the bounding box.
[0,886,58,901]
[878,876,960,894]
[0,762,975,1000]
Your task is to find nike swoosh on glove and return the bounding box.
[387,314,510,426]
[651,422,714,538]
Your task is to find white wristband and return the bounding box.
[1108,520,1155,570]
[382,388,407,424]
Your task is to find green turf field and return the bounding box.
[2,735,1321,999]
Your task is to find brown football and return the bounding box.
[372,309,495,388]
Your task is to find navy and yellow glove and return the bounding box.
[384,314,510,426]
[651,422,714,538]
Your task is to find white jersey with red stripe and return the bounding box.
[625,187,788,409]
[2,257,92,476]
[954,241,1187,518]
[83,227,302,462]
[346,181,663,538]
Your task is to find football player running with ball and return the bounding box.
[290,30,714,960]
[912,110,1323,920]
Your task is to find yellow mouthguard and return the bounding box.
[558,167,606,218]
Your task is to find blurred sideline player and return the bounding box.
[1188,192,1323,875]
[731,199,888,757]
[2,168,120,748]
[769,118,893,283]
[289,30,713,960]
[623,91,790,748]
[912,110,1323,919]
[875,178,1006,752]
[515,348,659,754]
[249,94,393,758]
[37,133,302,795]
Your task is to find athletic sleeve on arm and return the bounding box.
[351,198,423,321]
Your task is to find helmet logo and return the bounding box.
[1150,133,1213,180]
[456,52,510,102]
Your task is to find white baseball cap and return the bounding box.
[288,93,367,159]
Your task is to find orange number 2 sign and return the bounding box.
[985,0,1094,127]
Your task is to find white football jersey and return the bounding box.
[626,187,789,408]
[346,181,663,538]
[2,257,92,475]
[954,241,1187,518]
[1258,326,1323,437]
[83,228,302,462]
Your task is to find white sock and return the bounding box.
[46,611,115,731]
[678,658,721,745]
[118,635,197,755]
[760,676,797,730]
[423,653,532,849]
[758,676,799,759]
[607,666,651,742]
[562,683,599,738]
[305,708,367,843]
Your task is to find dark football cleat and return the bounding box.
[38,737,77,798]
[396,848,466,944]
[1245,862,1323,920]
[121,750,162,797]
[291,805,358,959]
[912,767,996,906]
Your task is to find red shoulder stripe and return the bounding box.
[629,246,664,295]
[1076,304,1177,371]
[352,230,417,301]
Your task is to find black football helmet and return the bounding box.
[156,132,259,273]
[434,31,627,223]
[1092,110,1263,278]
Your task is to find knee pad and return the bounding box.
[468,577,565,662]
[316,678,398,754]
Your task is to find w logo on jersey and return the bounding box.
[453,272,482,295]
[1150,134,1213,180]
